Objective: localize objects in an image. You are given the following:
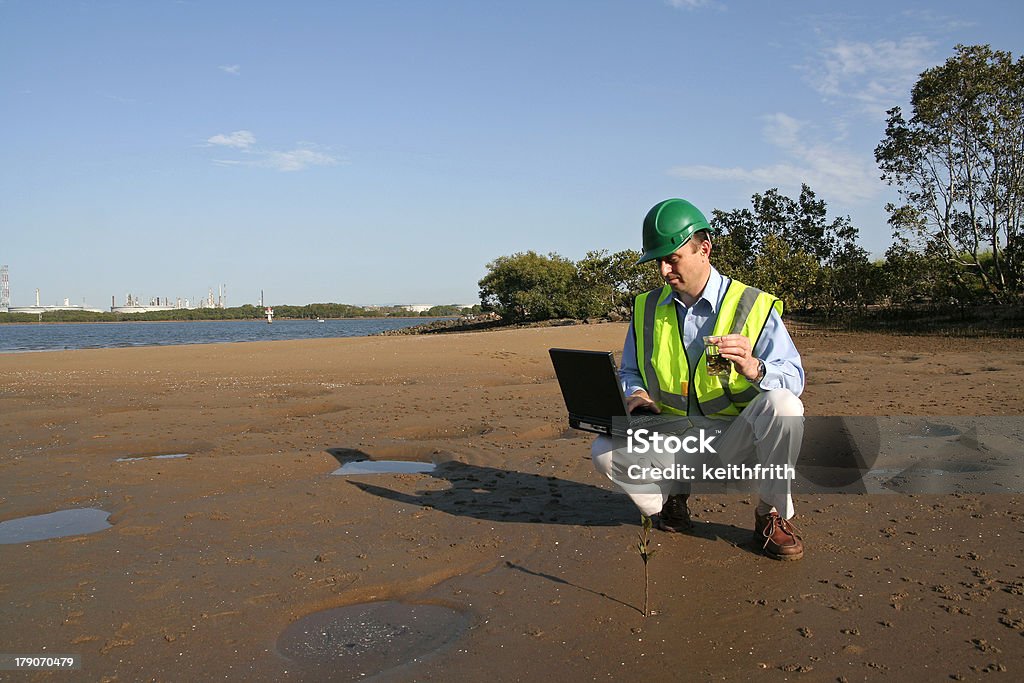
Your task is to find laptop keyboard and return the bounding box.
[628,412,667,428]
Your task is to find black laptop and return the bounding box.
[548,348,692,437]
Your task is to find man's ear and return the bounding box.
[701,238,712,259]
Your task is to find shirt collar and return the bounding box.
[658,266,724,313]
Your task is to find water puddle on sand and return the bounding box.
[908,422,962,439]
[116,453,190,462]
[276,601,469,676]
[332,460,436,475]
[865,468,948,479]
[0,508,112,544]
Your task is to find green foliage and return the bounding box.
[636,514,656,564]
[576,249,663,311]
[0,312,39,323]
[119,305,264,321]
[875,44,1024,303]
[636,515,656,617]
[477,185,883,322]
[272,303,389,319]
[827,248,882,313]
[749,235,821,312]
[477,249,663,323]
[478,251,582,322]
[422,304,479,317]
[712,185,875,314]
[878,240,979,307]
[573,250,619,317]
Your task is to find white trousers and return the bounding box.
[591,389,804,519]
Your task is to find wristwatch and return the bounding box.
[754,358,766,383]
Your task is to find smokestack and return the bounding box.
[0,265,9,309]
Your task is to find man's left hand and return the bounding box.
[709,334,761,381]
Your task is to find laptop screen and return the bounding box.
[548,348,629,419]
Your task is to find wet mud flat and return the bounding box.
[0,328,1022,680]
[277,601,470,680]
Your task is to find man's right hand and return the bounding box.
[626,390,660,414]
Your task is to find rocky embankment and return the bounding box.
[379,310,629,336]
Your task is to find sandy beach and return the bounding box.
[1,324,1023,681]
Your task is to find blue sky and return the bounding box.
[1,0,1021,308]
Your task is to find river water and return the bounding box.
[0,318,444,353]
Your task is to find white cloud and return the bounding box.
[668,112,881,204]
[666,0,716,9]
[803,36,936,117]
[666,34,936,218]
[206,130,256,150]
[204,132,340,172]
[761,112,802,148]
[218,64,241,76]
[262,148,339,172]
[899,9,976,33]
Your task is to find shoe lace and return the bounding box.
[761,514,801,549]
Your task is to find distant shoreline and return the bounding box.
[0,316,452,326]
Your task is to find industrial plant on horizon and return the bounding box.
[0,266,230,314]
[0,266,474,315]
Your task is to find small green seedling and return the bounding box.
[636,514,657,617]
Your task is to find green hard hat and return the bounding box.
[637,198,711,264]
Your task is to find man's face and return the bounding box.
[657,237,711,297]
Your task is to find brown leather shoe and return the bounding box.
[654,494,692,533]
[754,512,804,561]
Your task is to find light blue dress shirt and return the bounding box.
[620,267,805,411]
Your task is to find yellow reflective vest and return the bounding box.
[632,279,782,419]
